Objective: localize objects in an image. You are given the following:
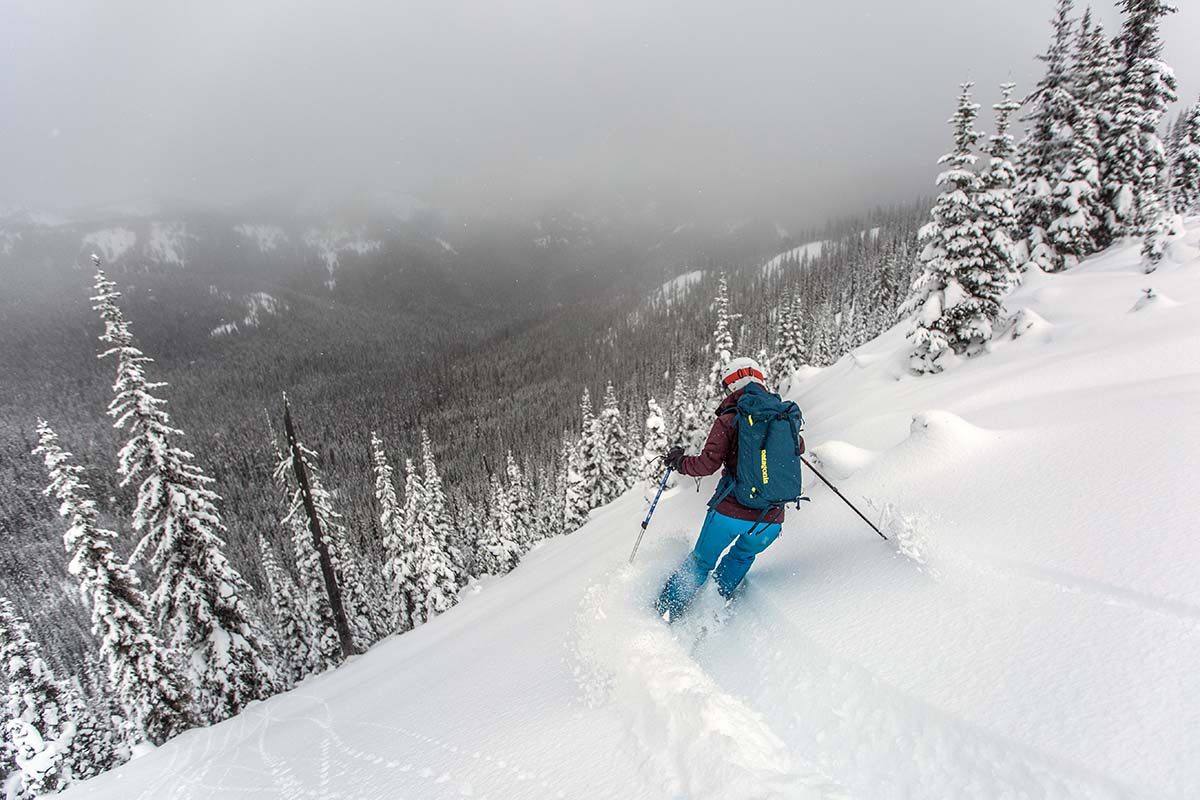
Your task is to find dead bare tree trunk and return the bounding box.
[282,395,358,658]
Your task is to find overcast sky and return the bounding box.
[2,0,1197,225]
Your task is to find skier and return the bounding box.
[655,357,804,620]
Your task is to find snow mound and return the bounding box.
[907,409,996,449]
[1129,288,1180,312]
[808,441,876,480]
[791,365,823,382]
[1004,306,1053,341]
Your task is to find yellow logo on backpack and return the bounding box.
[760,449,769,484]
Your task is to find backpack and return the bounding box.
[708,382,804,518]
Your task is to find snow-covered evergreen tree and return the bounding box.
[391,450,461,625]
[1050,126,1103,267]
[807,302,837,367]
[596,383,633,499]
[1070,7,1113,250]
[371,432,415,633]
[754,346,774,386]
[474,476,522,575]
[1104,0,1178,247]
[774,293,807,393]
[667,376,705,451]
[640,397,669,487]
[979,83,1017,291]
[257,534,308,689]
[533,465,563,540]
[32,421,193,747]
[835,303,856,357]
[689,375,715,445]
[92,269,275,724]
[1170,101,1200,213]
[704,274,736,404]
[503,451,536,549]
[1117,0,1177,76]
[567,383,633,509]
[453,500,482,577]
[419,431,468,582]
[578,387,593,433]
[1,596,113,795]
[903,82,1004,373]
[1016,0,1100,271]
[397,458,431,624]
[560,433,590,533]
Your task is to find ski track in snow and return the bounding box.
[573,560,849,799]
[729,584,1132,800]
[573,520,1149,800]
[879,499,1200,631]
[974,552,1200,626]
[87,693,573,800]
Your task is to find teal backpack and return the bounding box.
[708,382,804,524]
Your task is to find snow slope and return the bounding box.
[63,231,1200,799]
[761,239,824,275]
[80,228,137,264]
[210,293,287,338]
[651,270,704,307]
[235,224,289,253]
[303,227,382,291]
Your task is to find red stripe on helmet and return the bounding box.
[722,367,764,386]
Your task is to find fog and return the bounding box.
[2,0,1198,224]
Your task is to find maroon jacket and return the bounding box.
[677,388,805,524]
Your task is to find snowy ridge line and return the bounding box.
[573,561,847,800]
[760,239,825,275]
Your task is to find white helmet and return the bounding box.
[720,357,766,393]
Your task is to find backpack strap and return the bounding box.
[743,505,782,537]
[707,473,736,511]
[786,412,801,456]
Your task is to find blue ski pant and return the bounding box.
[655,509,781,618]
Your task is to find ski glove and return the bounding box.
[663,446,686,471]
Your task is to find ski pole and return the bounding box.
[629,467,673,564]
[799,455,888,541]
